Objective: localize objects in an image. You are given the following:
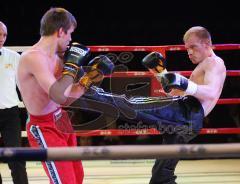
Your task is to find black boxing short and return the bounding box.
[135,95,204,134]
[74,87,204,134]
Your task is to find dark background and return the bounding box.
[1,1,240,145]
[1,1,240,46]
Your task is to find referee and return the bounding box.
[0,21,28,184]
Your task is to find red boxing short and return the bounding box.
[26,108,84,184]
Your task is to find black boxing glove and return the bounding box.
[79,55,114,89]
[142,52,167,74]
[63,42,90,79]
[161,72,198,95]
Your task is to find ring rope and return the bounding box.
[74,128,240,137]
[1,127,240,138]
[1,127,239,139]
[7,44,240,52]
[1,143,240,161]
[108,70,240,77]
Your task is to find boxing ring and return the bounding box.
[1,44,240,183]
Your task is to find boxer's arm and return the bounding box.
[33,54,74,104]
[50,43,90,104]
[190,58,226,101]
[62,83,87,105]
[63,55,114,105]
[22,53,57,95]
[23,51,85,105]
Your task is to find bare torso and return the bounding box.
[189,54,226,116]
[17,47,63,115]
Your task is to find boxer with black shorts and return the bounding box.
[80,26,226,184]
[145,26,226,184]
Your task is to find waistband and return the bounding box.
[29,108,62,122]
[182,95,204,115]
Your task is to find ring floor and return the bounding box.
[1,159,240,184]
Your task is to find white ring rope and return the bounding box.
[1,143,240,161]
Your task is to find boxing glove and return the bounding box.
[79,55,114,89]
[63,42,90,79]
[142,52,167,74]
[161,72,198,95]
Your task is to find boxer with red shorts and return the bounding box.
[17,7,114,184]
